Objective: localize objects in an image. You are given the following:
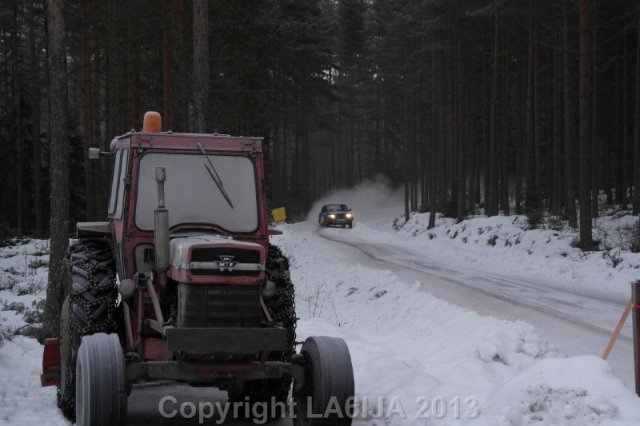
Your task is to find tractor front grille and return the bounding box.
[190,247,262,276]
[177,283,262,328]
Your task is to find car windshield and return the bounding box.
[325,204,348,212]
[135,152,258,232]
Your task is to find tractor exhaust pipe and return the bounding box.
[154,167,170,290]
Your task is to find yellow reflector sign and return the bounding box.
[272,207,287,223]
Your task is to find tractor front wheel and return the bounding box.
[294,336,355,426]
[57,239,118,420]
[75,333,127,426]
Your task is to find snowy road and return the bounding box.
[317,227,635,387]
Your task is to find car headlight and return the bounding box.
[346,213,353,219]
[329,214,336,219]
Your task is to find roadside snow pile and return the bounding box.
[274,222,640,425]
[483,356,640,426]
[372,211,640,301]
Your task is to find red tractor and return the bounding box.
[41,112,354,425]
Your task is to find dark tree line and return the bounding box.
[1,0,640,250]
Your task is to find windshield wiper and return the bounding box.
[197,142,234,209]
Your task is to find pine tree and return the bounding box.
[43,0,70,338]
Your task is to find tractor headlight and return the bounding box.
[263,280,277,299]
[346,213,353,219]
[329,214,336,219]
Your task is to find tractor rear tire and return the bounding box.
[57,239,118,421]
[293,336,355,426]
[234,244,296,417]
[75,333,127,426]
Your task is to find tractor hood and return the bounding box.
[167,235,266,284]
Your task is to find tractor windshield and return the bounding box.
[135,152,258,232]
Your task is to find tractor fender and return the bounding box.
[41,338,60,386]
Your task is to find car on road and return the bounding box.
[318,204,354,228]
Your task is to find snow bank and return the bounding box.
[273,221,640,425]
[376,212,640,302]
[482,356,640,426]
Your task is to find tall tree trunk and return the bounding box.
[552,28,564,215]
[563,0,577,226]
[515,45,525,214]
[80,0,94,220]
[615,57,625,205]
[412,95,419,212]
[348,82,356,188]
[29,4,43,235]
[525,0,538,217]
[501,41,510,216]
[623,34,630,206]
[162,1,173,129]
[374,68,381,178]
[483,70,490,209]
[294,91,311,213]
[634,0,640,214]
[591,0,599,217]
[428,51,437,229]
[192,0,209,132]
[126,9,136,128]
[578,0,594,248]
[13,1,23,233]
[106,0,119,141]
[487,1,499,216]
[533,16,541,208]
[601,72,612,205]
[43,0,70,338]
[170,0,186,131]
[455,1,466,221]
[125,12,136,129]
[404,84,410,223]
[93,24,107,216]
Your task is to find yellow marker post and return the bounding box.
[272,207,287,223]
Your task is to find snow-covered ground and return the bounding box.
[0,239,65,426]
[1,178,640,425]
[288,178,640,424]
[275,222,640,425]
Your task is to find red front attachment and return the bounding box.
[41,338,60,387]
